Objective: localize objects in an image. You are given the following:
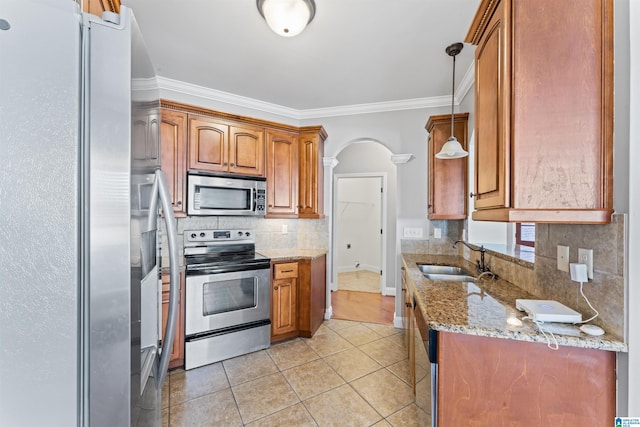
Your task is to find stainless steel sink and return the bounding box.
[423,273,477,282]
[417,264,471,276]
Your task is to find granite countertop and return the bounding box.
[259,249,328,262]
[402,253,627,352]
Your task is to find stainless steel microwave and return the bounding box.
[187,173,266,216]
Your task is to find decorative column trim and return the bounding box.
[391,154,414,164]
[323,157,339,168]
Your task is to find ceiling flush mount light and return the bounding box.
[436,42,469,159]
[257,0,316,37]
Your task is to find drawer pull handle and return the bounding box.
[280,269,294,273]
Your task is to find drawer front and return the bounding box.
[274,262,298,279]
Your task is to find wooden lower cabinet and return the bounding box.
[271,262,299,339]
[298,255,326,338]
[271,255,326,343]
[437,332,616,426]
[161,270,185,369]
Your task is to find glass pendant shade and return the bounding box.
[435,136,468,159]
[257,0,315,37]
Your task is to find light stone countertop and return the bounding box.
[258,249,328,262]
[402,253,627,352]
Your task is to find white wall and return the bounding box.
[623,0,639,414]
[336,177,381,273]
[334,142,396,288]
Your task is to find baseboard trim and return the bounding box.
[324,305,333,320]
[383,286,396,296]
[393,313,403,329]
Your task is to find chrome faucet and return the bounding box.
[453,240,490,273]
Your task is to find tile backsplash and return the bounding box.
[161,216,329,266]
[532,214,626,341]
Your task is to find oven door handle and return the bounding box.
[155,169,179,389]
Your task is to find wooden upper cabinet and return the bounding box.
[229,125,265,176]
[82,0,120,16]
[266,129,299,217]
[426,113,469,220]
[160,108,188,216]
[188,117,229,173]
[298,126,327,218]
[160,100,325,218]
[188,116,265,177]
[466,0,614,224]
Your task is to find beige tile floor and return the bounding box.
[163,319,423,426]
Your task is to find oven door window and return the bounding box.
[196,186,252,211]
[202,277,256,315]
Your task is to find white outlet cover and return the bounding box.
[434,228,442,239]
[557,245,570,272]
[578,248,594,279]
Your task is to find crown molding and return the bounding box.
[157,62,475,121]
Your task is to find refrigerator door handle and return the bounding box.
[155,169,179,388]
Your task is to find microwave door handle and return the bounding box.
[154,169,179,389]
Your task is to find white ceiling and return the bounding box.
[123,0,481,115]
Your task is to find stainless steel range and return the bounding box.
[183,229,271,370]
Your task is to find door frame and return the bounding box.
[332,172,389,295]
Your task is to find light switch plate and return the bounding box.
[403,227,423,238]
[557,245,570,272]
[433,228,442,239]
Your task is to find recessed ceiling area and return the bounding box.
[123,0,480,113]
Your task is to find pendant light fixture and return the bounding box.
[435,42,469,159]
[257,0,316,37]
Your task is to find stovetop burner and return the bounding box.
[184,229,270,275]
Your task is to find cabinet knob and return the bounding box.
[274,286,279,290]
[223,162,228,166]
[268,204,273,207]
[469,192,476,198]
[177,201,182,206]
[230,163,235,167]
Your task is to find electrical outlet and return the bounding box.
[403,227,423,238]
[433,228,442,239]
[281,224,288,234]
[557,245,570,272]
[578,248,594,279]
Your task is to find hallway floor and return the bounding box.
[163,319,420,426]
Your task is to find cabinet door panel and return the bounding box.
[427,113,468,219]
[229,126,265,176]
[272,277,297,336]
[298,128,325,218]
[189,118,228,172]
[161,271,185,369]
[266,130,298,216]
[473,1,508,210]
[161,109,187,216]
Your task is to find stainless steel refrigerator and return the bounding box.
[0,1,179,425]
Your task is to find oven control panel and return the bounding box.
[184,229,254,246]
